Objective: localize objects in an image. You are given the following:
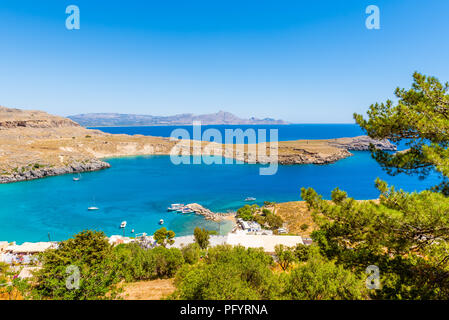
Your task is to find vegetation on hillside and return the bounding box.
[236,204,284,230]
[301,72,449,299]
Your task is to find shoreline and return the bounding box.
[86,123,293,128]
[0,106,396,184]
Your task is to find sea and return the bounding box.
[0,124,441,243]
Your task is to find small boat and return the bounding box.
[159,219,164,225]
[245,197,256,201]
[120,221,127,228]
[88,196,98,210]
[167,203,185,211]
[181,208,194,214]
[73,173,81,181]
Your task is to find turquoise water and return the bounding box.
[0,152,440,243]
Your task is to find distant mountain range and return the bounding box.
[67,111,288,127]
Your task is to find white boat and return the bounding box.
[181,208,194,214]
[159,219,164,225]
[245,197,256,201]
[120,221,127,228]
[167,203,185,211]
[88,196,98,210]
[73,173,81,181]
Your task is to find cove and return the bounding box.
[0,152,440,243]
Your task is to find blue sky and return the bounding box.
[0,0,448,123]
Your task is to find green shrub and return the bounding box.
[33,230,121,300]
[152,246,184,278]
[181,243,201,265]
[114,243,156,281]
[194,227,210,249]
[283,254,367,300]
[171,245,280,300]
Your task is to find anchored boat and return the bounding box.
[245,197,256,201]
[120,221,127,228]
[167,203,184,211]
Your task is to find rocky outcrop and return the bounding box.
[277,148,352,165]
[328,136,397,151]
[185,203,232,221]
[0,159,110,183]
[0,106,80,129]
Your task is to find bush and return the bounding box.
[236,205,254,221]
[194,227,210,249]
[153,227,175,247]
[275,245,297,271]
[181,243,201,265]
[114,243,156,281]
[33,230,121,300]
[265,213,283,230]
[262,208,272,215]
[283,254,367,300]
[171,245,280,300]
[293,243,310,262]
[152,246,184,278]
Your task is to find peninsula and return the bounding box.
[0,106,396,183]
[68,110,289,127]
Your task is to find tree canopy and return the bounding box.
[153,227,176,247]
[299,72,449,299]
[33,230,120,300]
[354,72,449,194]
[193,227,210,249]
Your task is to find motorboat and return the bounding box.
[120,221,127,228]
[159,219,164,225]
[87,206,99,211]
[245,197,256,201]
[167,203,185,211]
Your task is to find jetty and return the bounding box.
[183,203,233,221]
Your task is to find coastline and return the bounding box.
[86,123,293,128]
[0,106,397,184]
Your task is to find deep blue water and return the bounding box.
[0,125,440,243]
[90,124,366,141]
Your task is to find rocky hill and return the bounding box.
[0,107,79,129]
[68,110,288,126]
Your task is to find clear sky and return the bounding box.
[0,0,448,123]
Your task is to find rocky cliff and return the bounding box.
[328,135,397,151]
